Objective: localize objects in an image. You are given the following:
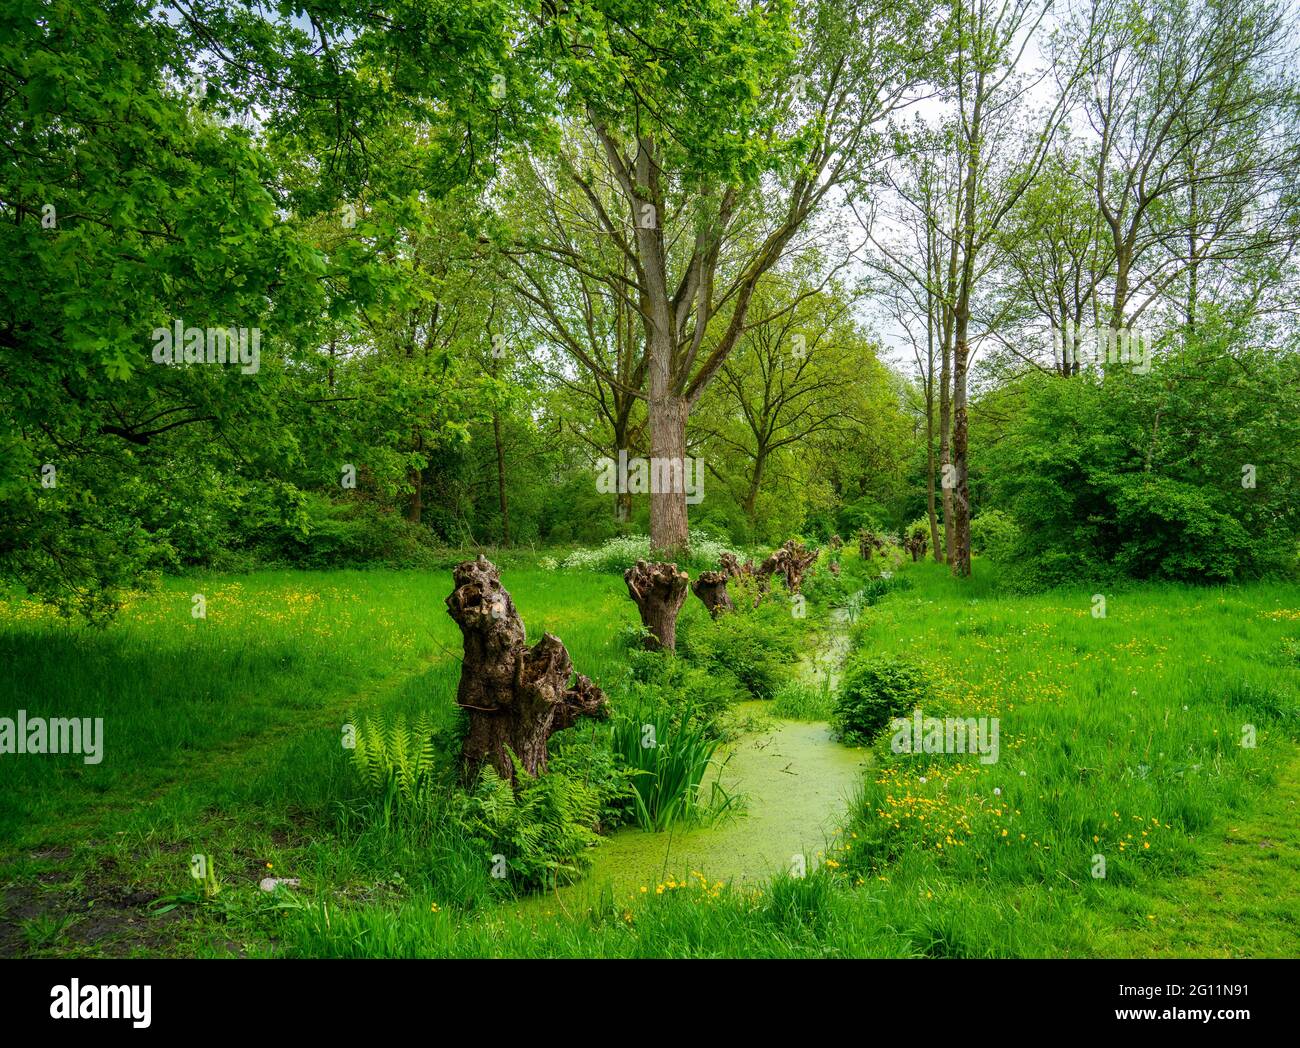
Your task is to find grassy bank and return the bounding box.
[1,559,1296,957]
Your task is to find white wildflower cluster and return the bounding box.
[560,531,735,573]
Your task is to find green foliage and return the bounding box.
[969,509,1020,562]
[253,495,439,570]
[836,496,890,537]
[621,649,737,735]
[453,762,603,891]
[680,597,802,700]
[548,726,640,833]
[346,713,439,826]
[770,678,836,721]
[833,654,932,745]
[981,334,1300,586]
[609,697,734,831]
[762,871,836,935]
[855,573,914,607]
[0,2,340,619]
[799,563,848,606]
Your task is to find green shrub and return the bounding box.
[833,654,932,745]
[680,598,802,700]
[800,563,847,606]
[969,509,1020,562]
[835,496,888,537]
[548,727,639,833]
[859,573,912,605]
[247,493,438,570]
[905,517,931,544]
[621,649,736,735]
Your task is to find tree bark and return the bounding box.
[950,323,972,577]
[648,392,690,559]
[493,413,510,546]
[743,450,766,523]
[624,560,689,651]
[690,570,734,618]
[925,289,941,562]
[446,556,608,784]
[939,308,954,564]
[760,540,819,594]
[720,552,757,580]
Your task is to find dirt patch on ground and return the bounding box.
[0,875,185,958]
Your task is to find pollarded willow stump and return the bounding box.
[719,552,764,606]
[720,552,756,580]
[446,555,607,784]
[858,528,885,560]
[760,539,820,595]
[624,560,689,651]
[691,570,734,619]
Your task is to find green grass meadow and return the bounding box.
[1,558,1297,958]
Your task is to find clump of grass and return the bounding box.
[610,699,736,830]
[770,678,835,721]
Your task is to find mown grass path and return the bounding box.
[1088,743,1300,957]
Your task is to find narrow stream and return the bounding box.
[510,609,865,915]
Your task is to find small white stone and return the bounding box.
[259,877,300,892]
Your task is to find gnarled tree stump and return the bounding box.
[447,556,607,784]
[760,539,820,594]
[858,528,885,560]
[624,560,689,651]
[829,534,843,551]
[720,551,756,580]
[691,570,734,618]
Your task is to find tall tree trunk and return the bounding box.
[648,391,689,559]
[744,449,766,522]
[950,321,972,578]
[1186,173,1199,333]
[493,413,510,546]
[949,59,982,580]
[1112,243,1131,330]
[939,314,954,564]
[613,427,633,523]
[925,288,941,562]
